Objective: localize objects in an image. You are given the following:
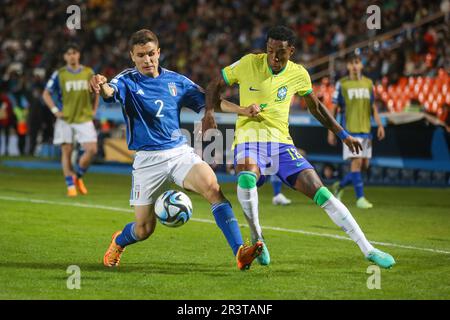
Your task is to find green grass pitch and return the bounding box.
[0,165,449,299]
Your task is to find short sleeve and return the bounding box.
[105,75,126,105]
[332,81,344,106]
[180,78,205,113]
[221,54,251,86]
[296,66,313,96]
[45,71,60,94]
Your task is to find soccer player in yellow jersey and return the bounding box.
[328,53,385,209]
[203,26,395,269]
[42,43,99,197]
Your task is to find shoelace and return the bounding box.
[108,247,123,264]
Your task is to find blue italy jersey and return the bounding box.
[105,67,205,151]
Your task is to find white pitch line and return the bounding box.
[1,195,450,255]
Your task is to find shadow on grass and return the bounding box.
[0,261,232,277]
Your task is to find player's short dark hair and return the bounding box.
[266,26,296,46]
[346,51,362,63]
[129,29,159,50]
[63,42,80,53]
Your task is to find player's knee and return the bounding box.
[235,162,258,174]
[85,144,98,156]
[351,158,363,171]
[237,171,257,189]
[362,160,370,171]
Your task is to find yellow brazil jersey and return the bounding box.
[222,53,312,148]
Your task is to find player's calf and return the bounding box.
[133,220,156,241]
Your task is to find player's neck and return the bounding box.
[349,73,362,80]
[137,67,160,78]
[67,63,81,72]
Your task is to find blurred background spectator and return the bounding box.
[0,0,448,155]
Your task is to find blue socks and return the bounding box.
[114,202,244,254]
[76,165,88,178]
[211,202,243,256]
[340,171,365,199]
[65,176,74,188]
[339,172,353,188]
[271,175,282,196]
[115,222,139,247]
[351,172,364,199]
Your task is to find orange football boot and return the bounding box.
[103,231,125,267]
[236,241,263,270]
[73,176,88,195]
[67,186,77,197]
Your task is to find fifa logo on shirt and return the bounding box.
[65,80,88,92]
[347,88,370,100]
[275,86,288,102]
[168,82,177,97]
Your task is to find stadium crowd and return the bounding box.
[0,0,449,156]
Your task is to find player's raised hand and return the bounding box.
[89,74,107,94]
[343,136,363,154]
[241,104,260,118]
[377,126,385,141]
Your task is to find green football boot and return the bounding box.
[366,248,396,269]
[254,240,270,266]
[356,197,373,209]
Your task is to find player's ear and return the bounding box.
[289,46,295,57]
[129,50,135,63]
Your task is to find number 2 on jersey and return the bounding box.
[155,100,164,117]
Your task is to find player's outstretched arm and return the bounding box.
[304,92,362,154]
[220,100,260,117]
[327,104,339,146]
[89,74,114,99]
[372,102,385,141]
[203,76,260,134]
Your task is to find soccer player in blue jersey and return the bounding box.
[328,53,385,209]
[89,29,263,270]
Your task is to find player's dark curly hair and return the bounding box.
[129,29,159,50]
[346,51,362,62]
[63,42,80,54]
[266,26,296,46]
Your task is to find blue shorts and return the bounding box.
[233,142,314,189]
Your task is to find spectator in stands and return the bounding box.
[0,83,14,156]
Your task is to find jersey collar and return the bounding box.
[66,65,83,74]
[265,57,288,77]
